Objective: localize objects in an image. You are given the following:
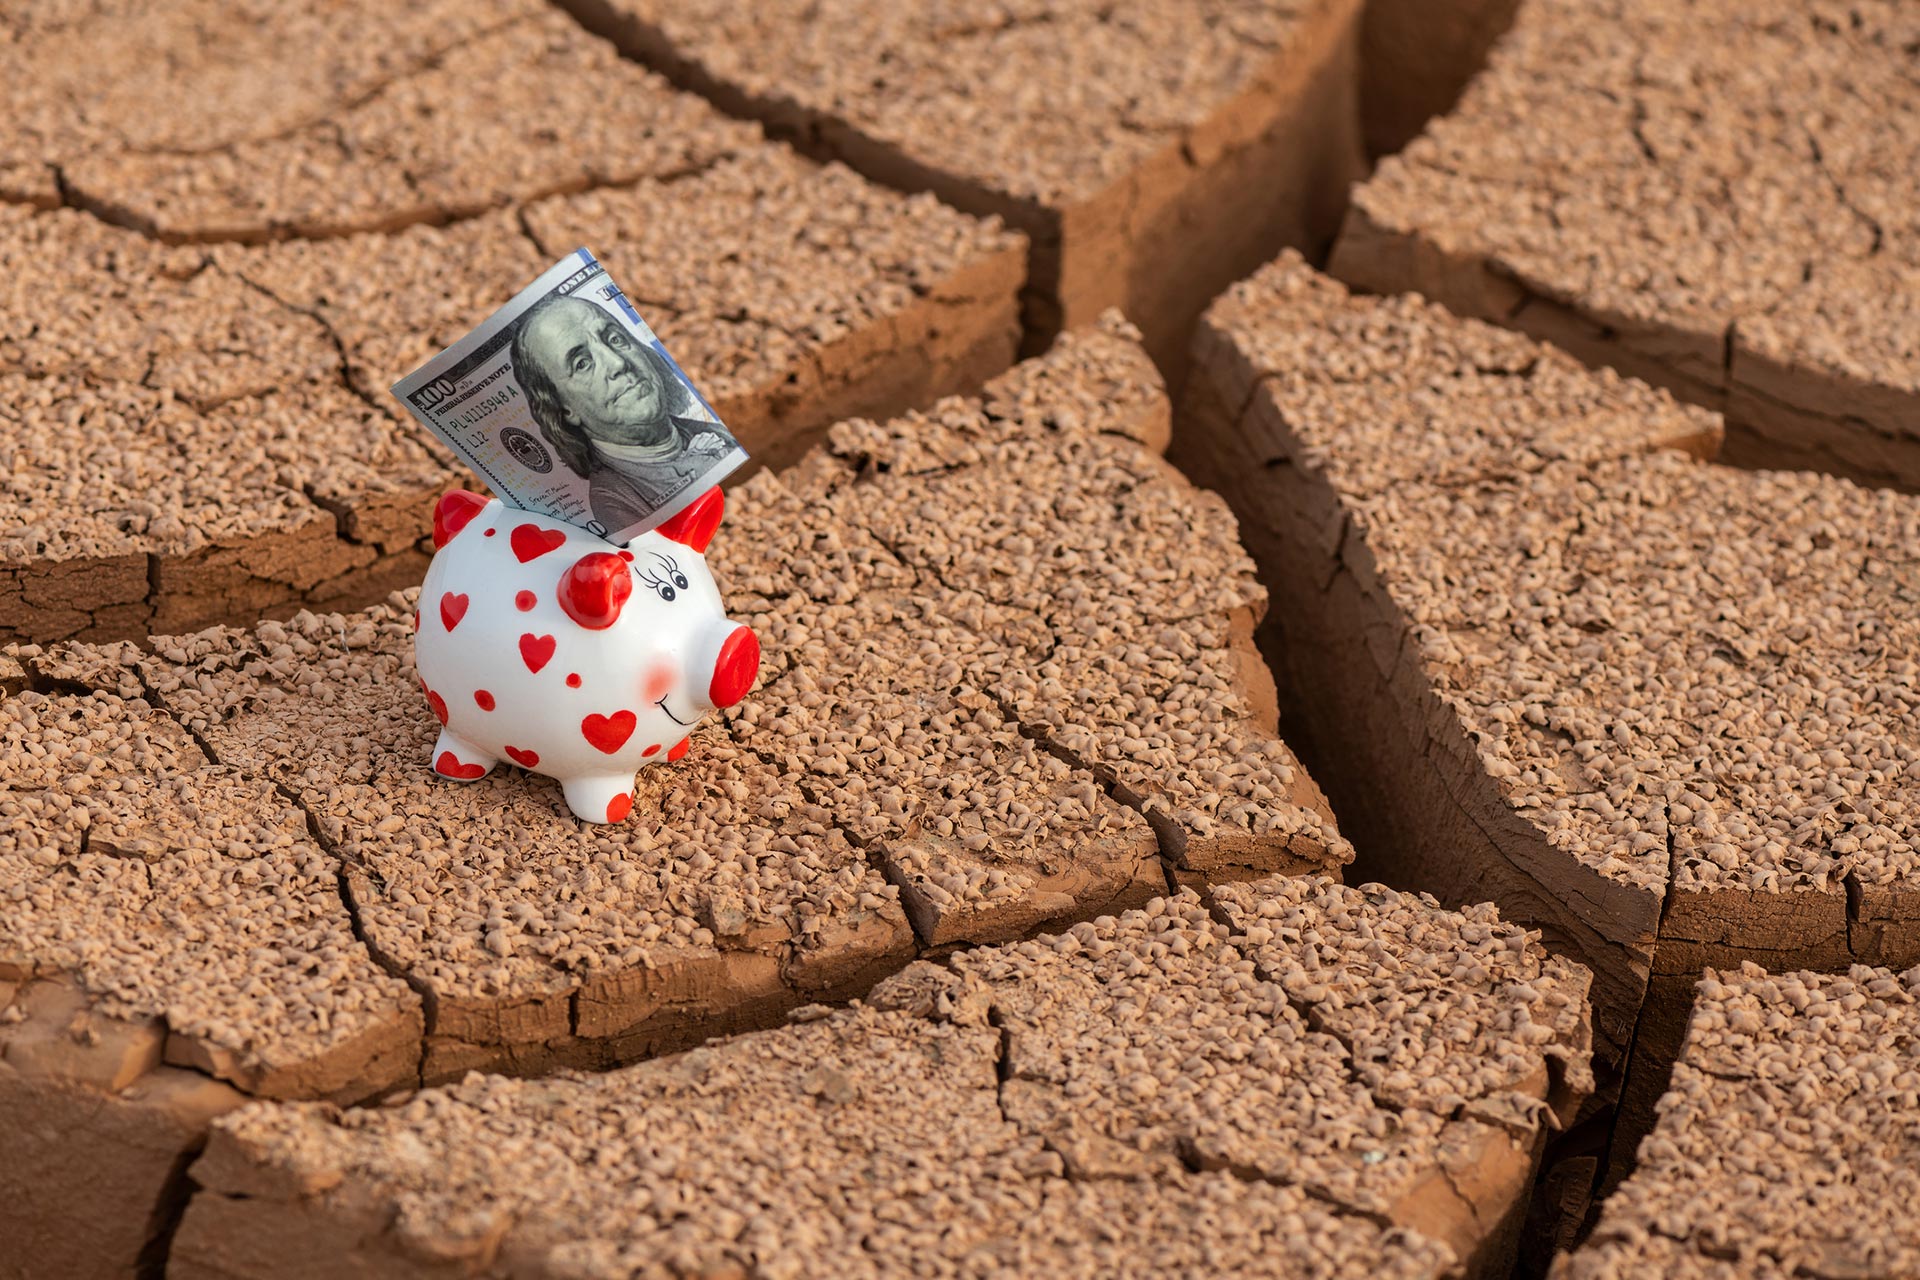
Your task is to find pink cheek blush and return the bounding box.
[641,660,680,706]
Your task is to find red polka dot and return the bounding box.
[566,673,582,688]
[642,743,661,757]
[412,610,420,632]
[667,736,691,762]
[474,689,495,711]
[483,527,496,537]
[515,590,536,612]
[605,793,633,822]
[618,550,634,561]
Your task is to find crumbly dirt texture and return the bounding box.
[0,681,423,1101]
[564,0,1366,364]
[1556,962,1920,1279]
[6,1,741,242]
[1179,256,1920,1079]
[0,664,422,1278]
[0,1,1024,646]
[1332,0,1920,489]
[2,325,1348,1276]
[726,317,1350,908]
[171,875,1592,1279]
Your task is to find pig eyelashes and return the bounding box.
[635,551,690,603]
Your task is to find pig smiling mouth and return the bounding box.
[656,695,693,727]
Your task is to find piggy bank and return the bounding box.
[413,485,760,823]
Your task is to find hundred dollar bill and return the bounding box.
[391,249,745,545]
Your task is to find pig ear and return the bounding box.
[558,551,634,630]
[433,489,488,549]
[654,486,724,553]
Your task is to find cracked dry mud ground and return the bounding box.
[168,876,1592,1280]
[0,0,1025,646]
[1,324,1363,1278]
[559,0,1366,371]
[1555,964,1920,1279]
[1177,257,1920,1183]
[1331,0,1920,491]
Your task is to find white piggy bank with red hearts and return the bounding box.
[413,485,760,823]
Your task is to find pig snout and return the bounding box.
[699,623,760,711]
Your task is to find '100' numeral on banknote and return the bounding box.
[391,249,746,545]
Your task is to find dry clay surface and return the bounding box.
[0,324,1349,1277]
[1557,963,1920,1279]
[1333,0,1920,490]
[564,0,1366,365]
[173,876,1594,1280]
[1179,257,1920,1077]
[0,0,1024,646]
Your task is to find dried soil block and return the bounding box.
[722,316,1351,904]
[1331,0,1920,490]
[171,876,1592,1279]
[1178,257,1920,1082]
[229,146,1026,474]
[0,674,422,1279]
[0,207,457,646]
[1,0,741,242]
[737,611,1166,947]
[1555,963,1920,1279]
[0,0,523,218]
[562,0,1367,370]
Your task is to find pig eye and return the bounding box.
[636,566,678,603]
[647,552,689,598]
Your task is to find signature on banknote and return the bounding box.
[392,250,745,545]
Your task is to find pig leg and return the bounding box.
[560,773,638,825]
[431,728,496,781]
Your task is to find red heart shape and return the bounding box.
[434,750,486,780]
[440,592,468,631]
[425,689,449,726]
[511,523,567,563]
[581,710,637,754]
[519,633,556,673]
[505,745,540,769]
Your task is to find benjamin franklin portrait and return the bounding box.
[511,295,734,535]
